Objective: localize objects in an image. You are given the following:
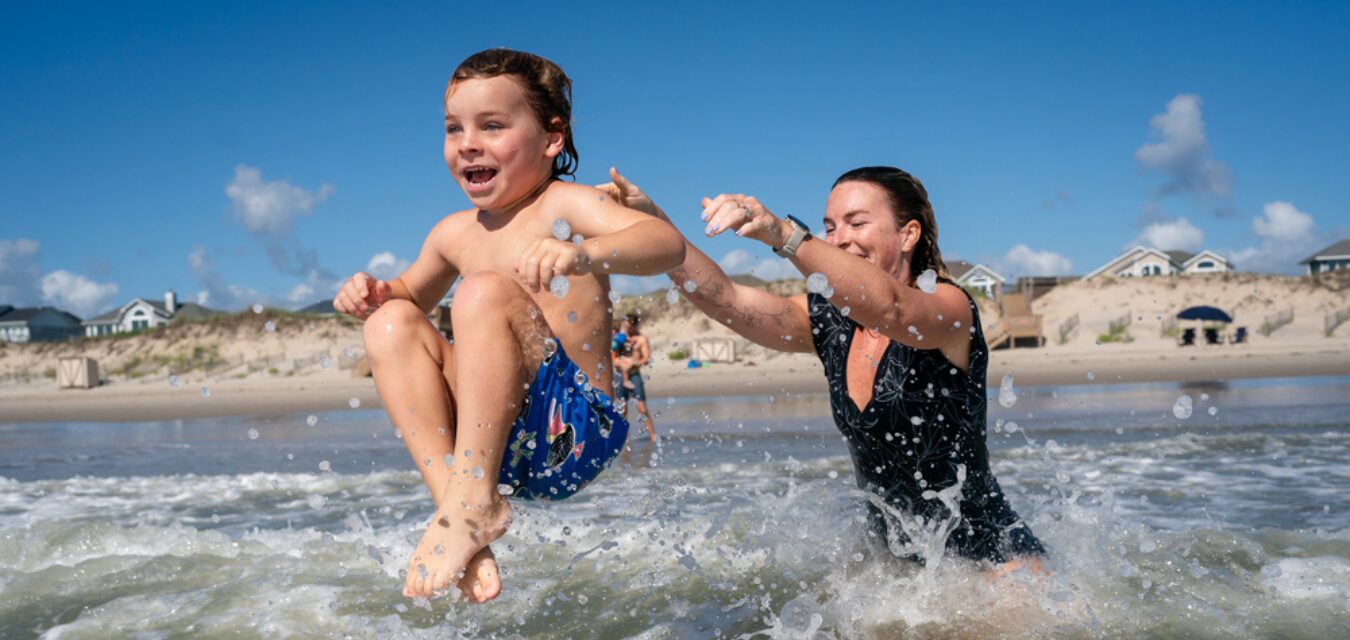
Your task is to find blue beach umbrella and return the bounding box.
[1176,306,1233,323]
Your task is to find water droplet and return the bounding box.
[445,454,455,467]
[806,272,829,294]
[247,428,259,440]
[910,416,923,425]
[682,280,697,293]
[916,269,938,293]
[252,303,264,314]
[550,275,570,299]
[567,311,578,323]
[552,218,572,241]
[200,386,211,398]
[306,414,318,427]
[1208,406,1218,416]
[343,347,355,358]
[167,374,181,388]
[572,233,584,245]
[840,306,851,317]
[1172,395,1193,419]
[1004,421,1019,433]
[286,453,294,460]
[308,494,327,509]
[574,370,586,386]
[264,320,276,333]
[318,460,331,472]
[497,484,514,496]
[319,356,331,369]
[472,466,485,479]
[1140,539,1157,553]
[542,338,558,359]
[1086,371,1095,381]
[998,375,1016,408]
[349,397,361,409]
[608,290,622,305]
[666,288,680,304]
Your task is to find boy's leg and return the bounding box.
[364,300,500,602]
[403,272,552,600]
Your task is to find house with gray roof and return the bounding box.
[0,305,83,343]
[1085,246,1232,280]
[1300,239,1350,276]
[83,291,221,337]
[946,260,1005,298]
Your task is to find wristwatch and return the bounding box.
[772,214,812,258]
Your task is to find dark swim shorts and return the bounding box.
[498,339,629,500]
[612,369,647,402]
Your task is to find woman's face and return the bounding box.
[822,181,916,276]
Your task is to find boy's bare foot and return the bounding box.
[403,493,512,600]
[458,546,502,603]
[623,379,636,390]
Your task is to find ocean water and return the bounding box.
[1,377,1347,639]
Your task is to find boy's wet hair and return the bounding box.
[448,48,579,180]
[624,312,640,327]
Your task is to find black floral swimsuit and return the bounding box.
[808,292,1045,563]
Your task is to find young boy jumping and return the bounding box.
[332,48,684,603]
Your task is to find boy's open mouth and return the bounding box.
[464,166,498,186]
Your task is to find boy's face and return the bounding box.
[444,76,563,211]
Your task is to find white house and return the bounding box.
[947,260,1005,298]
[1085,246,1232,280]
[1300,239,1350,276]
[0,305,83,343]
[83,291,220,337]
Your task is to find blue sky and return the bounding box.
[3,1,1348,317]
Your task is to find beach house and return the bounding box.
[1084,246,1232,280]
[0,305,83,343]
[82,291,220,337]
[946,260,1005,298]
[1299,239,1350,276]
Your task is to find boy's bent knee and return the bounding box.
[452,272,526,318]
[364,300,428,355]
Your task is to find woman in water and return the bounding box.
[600,166,1045,570]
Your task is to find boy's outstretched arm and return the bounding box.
[597,168,813,353]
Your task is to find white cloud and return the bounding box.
[186,245,262,311]
[225,164,334,235]
[39,270,119,318]
[1230,201,1320,273]
[610,275,670,296]
[367,251,411,281]
[286,283,317,305]
[0,238,42,305]
[717,249,801,281]
[1135,94,1232,200]
[1001,244,1074,276]
[1135,217,1205,251]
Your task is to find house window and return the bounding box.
[133,320,148,330]
[1197,261,1214,269]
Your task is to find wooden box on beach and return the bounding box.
[56,357,100,389]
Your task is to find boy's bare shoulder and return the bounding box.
[428,208,478,239]
[539,180,610,209]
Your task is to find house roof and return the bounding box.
[1164,250,1194,264]
[84,298,222,325]
[1300,239,1350,263]
[0,305,12,319]
[1181,249,1231,269]
[0,306,81,324]
[946,260,1005,283]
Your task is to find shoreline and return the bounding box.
[3,344,1349,424]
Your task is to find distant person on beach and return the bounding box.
[332,49,684,603]
[612,313,658,442]
[597,166,1045,570]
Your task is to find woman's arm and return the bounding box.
[599,169,813,353]
[700,193,972,352]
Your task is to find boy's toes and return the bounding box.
[460,547,502,603]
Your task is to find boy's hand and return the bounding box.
[596,167,666,220]
[334,272,392,320]
[516,238,593,293]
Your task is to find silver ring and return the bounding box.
[742,207,752,220]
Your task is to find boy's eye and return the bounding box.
[445,124,462,134]
[483,122,503,131]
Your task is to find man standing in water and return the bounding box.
[614,313,658,443]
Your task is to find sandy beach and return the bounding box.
[2,273,1348,423]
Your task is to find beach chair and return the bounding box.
[1230,326,1248,345]
[1203,327,1221,345]
[1178,327,1196,346]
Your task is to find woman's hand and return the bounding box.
[334,272,392,320]
[700,194,792,249]
[516,238,594,292]
[595,167,664,219]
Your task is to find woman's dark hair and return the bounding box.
[832,166,950,285]
[447,48,578,180]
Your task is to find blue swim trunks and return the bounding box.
[499,339,629,500]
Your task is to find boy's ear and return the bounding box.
[544,116,566,159]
